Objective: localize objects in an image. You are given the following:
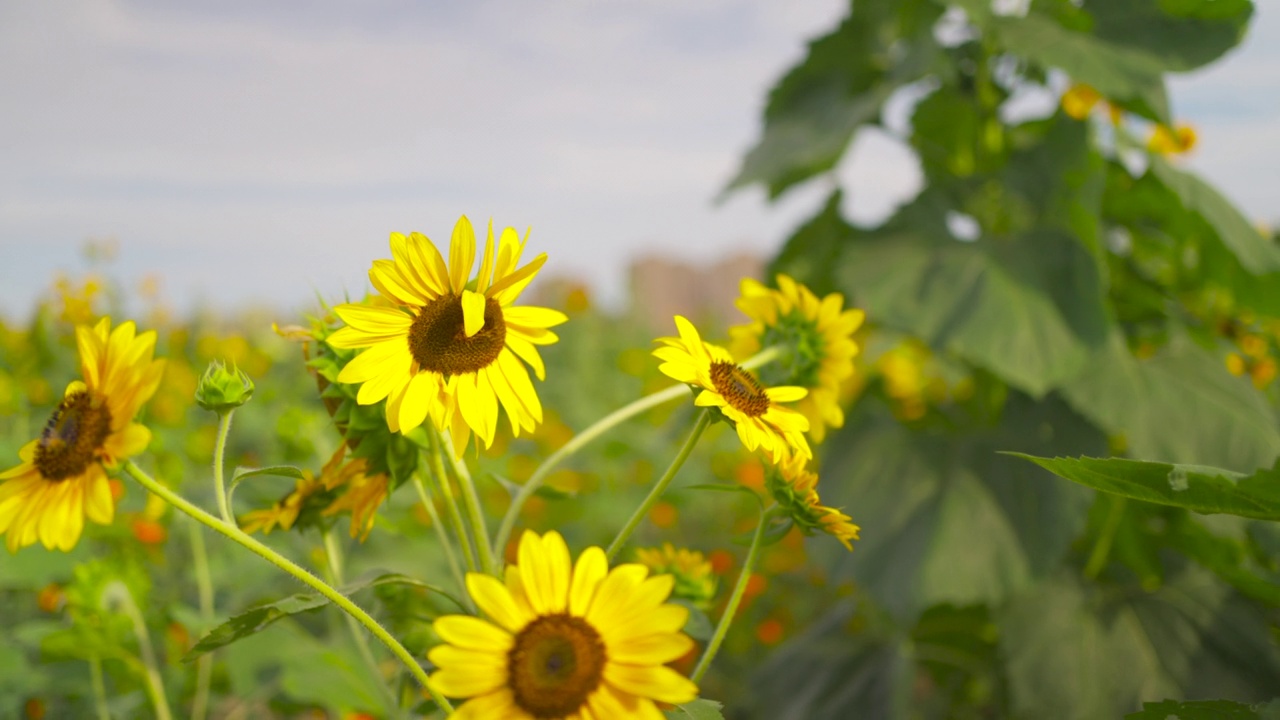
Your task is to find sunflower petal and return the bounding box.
[461,289,487,338]
[449,216,477,294]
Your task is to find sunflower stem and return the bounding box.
[411,471,471,607]
[494,346,785,557]
[440,429,496,575]
[89,656,111,720]
[103,581,172,720]
[424,431,479,573]
[211,410,236,526]
[692,506,770,683]
[606,409,713,561]
[122,461,454,714]
[322,530,404,719]
[186,520,215,720]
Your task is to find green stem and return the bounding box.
[186,521,215,720]
[1085,495,1127,580]
[494,346,784,556]
[411,471,469,600]
[425,431,478,573]
[606,409,713,561]
[89,656,111,720]
[103,582,172,720]
[440,429,496,575]
[323,531,403,719]
[212,410,235,526]
[122,461,454,714]
[692,508,769,683]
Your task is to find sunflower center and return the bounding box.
[33,391,112,481]
[407,293,506,376]
[710,361,771,417]
[508,614,606,719]
[758,311,824,388]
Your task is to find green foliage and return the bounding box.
[731,0,1276,717]
[1127,698,1280,719]
[664,698,727,719]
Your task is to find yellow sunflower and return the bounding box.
[656,316,810,464]
[328,216,567,457]
[730,274,864,444]
[0,318,165,552]
[767,455,859,551]
[429,530,698,719]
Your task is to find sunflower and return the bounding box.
[429,530,698,719]
[328,216,567,457]
[0,319,165,552]
[729,274,864,444]
[322,469,389,541]
[656,315,810,464]
[635,543,717,610]
[767,455,859,551]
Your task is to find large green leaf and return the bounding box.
[1086,0,1254,73]
[841,218,1109,396]
[726,0,943,198]
[768,190,854,294]
[1060,333,1280,469]
[1150,156,1280,275]
[1007,455,1280,521]
[820,396,1101,621]
[664,699,727,719]
[991,12,1170,122]
[1127,698,1280,720]
[1000,566,1280,719]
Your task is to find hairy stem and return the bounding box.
[425,431,478,573]
[606,409,712,561]
[440,429,496,575]
[692,508,769,683]
[411,471,469,601]
[103,582,172,720]
[323,531,403,719]
[187,521,215,720]
[211,410,236,526]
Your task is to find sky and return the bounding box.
[0,0,1276,319]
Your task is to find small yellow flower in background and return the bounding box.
[0,319,165,552]
[1148,123,1197,155]
[1061,83,1102,120]
[767,455,859,551]
[239,474,323,535]
[323,470,389,542]
[429,530,698,719]
[657,316,811,464]
[1251,357,1277,389]
[328,216,568,457]
[730,274,865,444]
[636,543,718,610]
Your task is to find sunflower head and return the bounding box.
[730,275,865,444]
[656,315,811,464]
[327,216,567,458]
[767,455,859,552]
[0,318,164,552]
[429,530,698,719]
[636,543,718,610]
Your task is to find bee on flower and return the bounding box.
[0,319,165,552]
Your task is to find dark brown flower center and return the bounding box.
[407,293,506,376]
[34,391,112,481]
[508,614,606,719]
[709,361,770,417]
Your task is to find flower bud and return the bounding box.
[195,359,255,412]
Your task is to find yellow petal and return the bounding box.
[449,216,477,294]
[585,564,648,628]
[603,663,698,705]
[489,253,547,304]
[103,422,151,461]
[498,350,542,425]
[505,335,545,381]
[461,289,487,338]
[409,232,453,296]
[467,573,533,633]
[456,372,498,449]
[475,220,496,295]
[568,546,608,617]
[336,340,410,384]
[334,304,413,333]
[540,531,572,613]
[608,632,694,665]
[517,529,554,614]
[503,306,568,329]
[492,227,525,284]
[397,371,435,433]
[428,666,506,699]
[434,615,513,652]
[451,689,524,720]
[84,468,115,525]
[765,386,807,403]
[76,324,102,390]
[368,259,422,306]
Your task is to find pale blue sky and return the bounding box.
[0,1,1275,318]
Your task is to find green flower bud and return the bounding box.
[195,359,255,412]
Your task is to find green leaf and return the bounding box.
[991,12,1170,122]
[1150,155,1280,275]
[1060,332,1280,469]
[726,0,942,198]
[1007,454,1280,521]
[1087,0,1254,72]
[1000,567,1280,719]
[768,190,853,294]
[1127,698,1280,720]
[664,698,726,719]
[822,395,1101,621]
[185,572,459,660]
[229,465,305,491]
[841,220,1109,396]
